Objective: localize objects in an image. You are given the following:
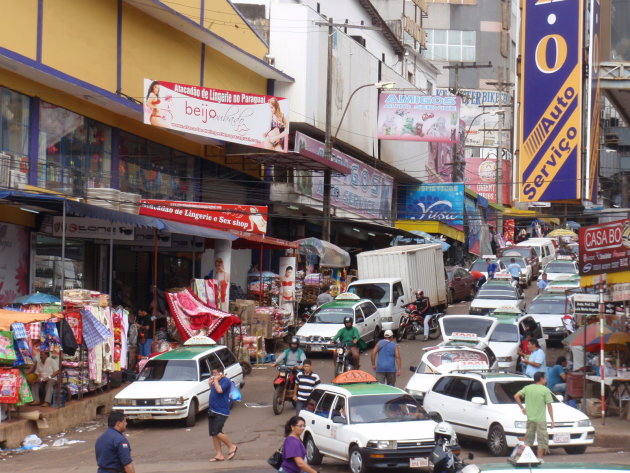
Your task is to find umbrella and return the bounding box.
[546,228,578,238]
[294,237,351,268]
[585,331,630,353]
[564,323,615,347]
[13,291,60,305]
[566,221,581,230]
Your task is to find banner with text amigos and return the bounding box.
[139,200,268,235]
[143,79,289,152]
[519,0,583,202]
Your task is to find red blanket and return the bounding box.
[166,289,240,341]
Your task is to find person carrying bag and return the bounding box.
[275,416,318,473]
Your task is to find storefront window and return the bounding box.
[118,131,194,200]
[0,87,30,186]
[38,102,111,195]
[33,234,85,295]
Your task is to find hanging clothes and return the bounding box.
[65,311,83,345]
[40,321,61,353]
[10,323,33,366]
[81,308,111,349]
[56,318,78,356]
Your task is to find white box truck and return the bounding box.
[347,244,448,333]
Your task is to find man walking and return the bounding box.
[486,258,499,279]
[507,258,522,284]
[371,330,401,386]
[514,372,555,460]
[293,359,320,414]
[537,273,549,294]
[95,412,135,473]
[208,367,237,462]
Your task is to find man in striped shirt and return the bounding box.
[293,359,320,415]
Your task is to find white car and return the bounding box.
[296,295,381,352]
[498,256,532,286]
[544,275,582,294]
[469,257,508,280]
[405,346,492,401]
[423,372,595,456]
[301,378,440,473]
[113,344,244,426]
[542,259,579,281]
[469,282,525,316]
[526,294,571,343]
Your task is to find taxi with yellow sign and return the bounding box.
[300,370,443,473]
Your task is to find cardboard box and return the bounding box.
[585,398,602,418]
[250,310,272,338]
[235,299,256,325]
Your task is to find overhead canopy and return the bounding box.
[235,149,352,175]
[395,220,465,243]
[231,230,298,250]
[295,237,351,268]
[390,230,451,252]
[0,309,54,331]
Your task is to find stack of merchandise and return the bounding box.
[271,308,291,338]
[301,273,323,305]
[241,335,265,363]
[61,355,90,396]
[0,328,33,408]
[294,270,305,304]
[246,272,280,306]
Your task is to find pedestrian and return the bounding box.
[521,339,546,378]
[470,270,486,291]
[546,356,568,395]
[514,372,555,460]
[316,284,334,306]
[279,416,318,473]
[136,309,154,358]
[507,258,522,284]
[208,366,238,462]
[95,411,135,473]
[537,273,549,294]
[28,350,59,407]
[371,330,401,386]
[293,359,320,415]
[486,258,499,279]
[127,312,138,372]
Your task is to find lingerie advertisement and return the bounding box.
[279,257,296,321]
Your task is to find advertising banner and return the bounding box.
[399,183,464,231]
[465,197,481,256]
[578,218,630,275]
[143,79,290,152]
[519,0,583,202]
[52,217,135,240]
[213,240,232,312]
[0,223,29,305]
[586,0,601,202]
[294,132,394,221]
[377,93,460,143]
[139,200,268,235]
[279,257,296,322]
[464,157,512,204]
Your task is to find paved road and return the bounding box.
[7,282,627,472]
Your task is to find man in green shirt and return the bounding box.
[332,316,365,370]
[514,372,555,460]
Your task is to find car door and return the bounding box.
[425,376,470,435]
[329,395,351,458]
[354,307,368,340]
[392,282,406,328]
[459,380,488,440]
[360,302,378,341]
[215,347,244,387]
[311,392,338,455]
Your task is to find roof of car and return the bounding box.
[153,345,220,360]
[320,299,369,309]
[320,382,404,396]
[450,371,527,380]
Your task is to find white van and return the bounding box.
[516,238,555,267]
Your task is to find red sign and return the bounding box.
[579,218,630,276]
[139,200,268,235]
[464,158,511,204]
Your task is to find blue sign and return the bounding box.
[399,183,464,231]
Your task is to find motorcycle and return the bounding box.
[300,304,318,324]
[397,306,443,342]
[272,365,298,415]
[431,422,478,473]
[334,341,355,377]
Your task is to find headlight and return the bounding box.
[514,421,527,429]
[336,348,344,355]
[497,356,513,362]
[406,388,424,399]
[115,398,133,406]
[366,440,397,449]
[577,419,592,427]
[159,397,185,405]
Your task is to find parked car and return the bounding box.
[422,372,595,456]
[542,258,579,281]
[517,238,556,267]
[544,275,582,294]
[487,310,546,371]
[526,294,571,343]
[469,257,508,280]
[445,266,477,303]
[301,379,440,473]
[113,344,244,427]
[296,294,382,352]
[469,282,525,315]
[498,256,532,287]
[497,246,540,279]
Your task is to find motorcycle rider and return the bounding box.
[404,290,433,341]
[274,336,306,368]
[332,316,365,370]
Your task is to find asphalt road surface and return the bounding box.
[6,283,629,472]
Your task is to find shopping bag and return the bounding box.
[229,380,242,402]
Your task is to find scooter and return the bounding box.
[334,341,355,377]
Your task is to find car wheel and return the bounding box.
[240,361,252,376]
[272,385,286,415]
[372,326,381,345]
[396,326,406,342]
[564,445,587,454]
[487,424,508,456]
[184,399,198,427]
[305,434,323,465]
[349,445,368,473]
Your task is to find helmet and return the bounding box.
[434,421,457,444]
[415,290,424,298]
[343,316,353,325]
[289,336,300,351]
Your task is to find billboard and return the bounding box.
[139,200,268,235]
[464,157,512,204]
[143,79,290,152]
[518,0,583,202]
[399,183,464,231]
[377,93,460,143]
[578,218,630,276]
[294,132,394,221]
[586,0,602,202]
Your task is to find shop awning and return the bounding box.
[0,309,53,331]
[294,237,351,268]
[230,230,298,250]
[580,271,630,287]
[501,207,560,225]
[236,149,352,175]
[160,220,237,241]
[395,220,465,243]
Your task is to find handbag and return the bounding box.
[267,444,283,470]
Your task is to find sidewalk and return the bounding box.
[589,415,630,449]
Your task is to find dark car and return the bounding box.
[497,246,540,279]
[445,266,476,304]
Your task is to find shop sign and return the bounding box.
[399,183,464,231]
[0,223,29,305]
[293,132,394,221]
[518,0,584,202]
[572,294,599,314]
[52,217,135,240]
[139,200,268,235]
[610,283,630,302]
[377,93,460,143]
[143,79,290,152]
[578,218,630,275]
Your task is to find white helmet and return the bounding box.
[434,421,457,444]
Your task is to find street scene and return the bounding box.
[1,1,630,473]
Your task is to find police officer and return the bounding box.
[95,412,135,473]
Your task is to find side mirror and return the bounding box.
[332,415,347,424]
[471,397,486,405]
[410,365,417,372]
[428,412,442,423]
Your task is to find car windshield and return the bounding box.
[470,260,492,272]
[528,299,566,314]
[489,324,519,342]
[137,359,198,381]
[308,307,354,324]
[476,289,518,300]
[347,283,389,308]
[499,257,526,268]
[443,318,495,338]
[348,394,428,423]
[487,380,559,404]
[545,263,576,273]
[501,248,531,259]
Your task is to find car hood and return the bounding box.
[500,402,589,423]
[406,374,440,394]
[115,380,202,399]
[349,419,437,441]
[527,313,564,328]
[488,341,518,358]
[297,324,342,338]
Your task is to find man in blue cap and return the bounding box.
[95,411,134,473]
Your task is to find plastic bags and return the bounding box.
[229,380,242,402]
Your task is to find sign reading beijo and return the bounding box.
[143,79,290,152]
[578,218,630,275]
[399,183,464,231]
[139,200,268,235]
[377,93,460,143]
[519,0,583,202]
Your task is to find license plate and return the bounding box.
[553,433,570,443]
[320,345,328,351]
[307,345,321,351]
[138,415,153,420]
[410,457,429,468]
